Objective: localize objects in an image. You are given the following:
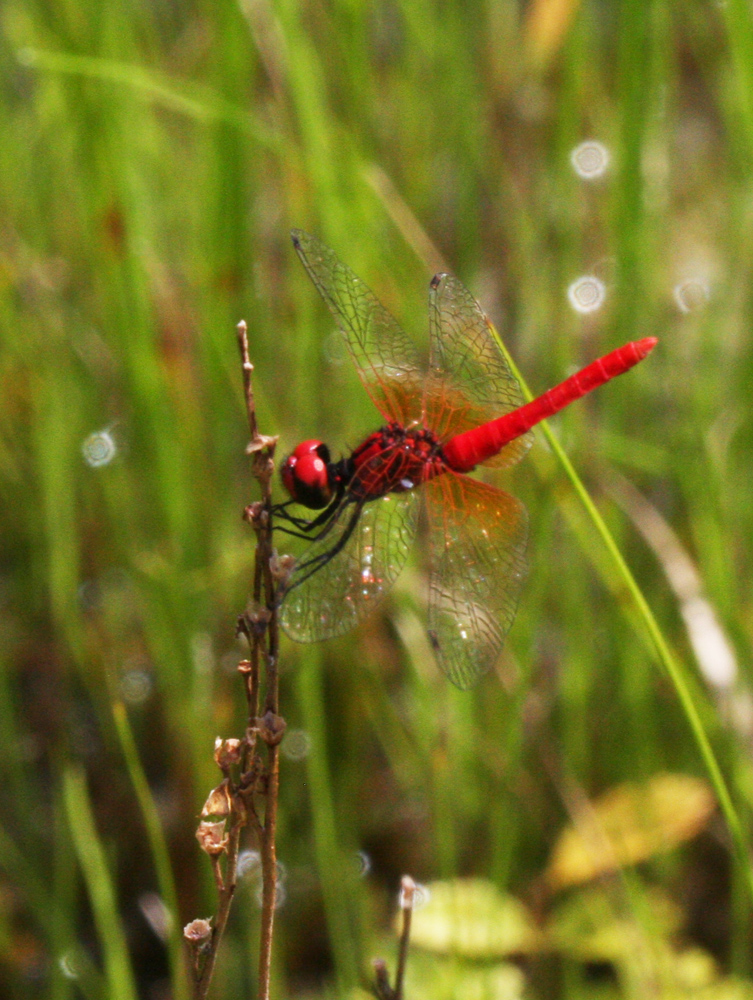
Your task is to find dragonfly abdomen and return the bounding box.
[442,337,657,472]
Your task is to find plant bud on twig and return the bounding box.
[239,601,272,638]
[245,434,278,456]
[195,820,228,858]
[201,779,233,819]
[214,738,243,771]
[257,710,286,747]
[399,875,416,909]
[243,501,267,526]
[183,918,213,948]
[269,551,295,586]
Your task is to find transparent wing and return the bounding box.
[292,230,424,426]
[424,273,533,468]
[423,472,528,689]
[280,488,419,643]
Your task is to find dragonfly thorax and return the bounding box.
[348,422,445,501]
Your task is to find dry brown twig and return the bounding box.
[184,321,283,1000]
[373,875,417,1000]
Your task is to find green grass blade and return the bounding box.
[17,48,279,148]
[62,766,139,1000]
[721,0,753,151]
[111,701,190,1000]
[295,649,361,990]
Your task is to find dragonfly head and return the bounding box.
[281,439,334,509]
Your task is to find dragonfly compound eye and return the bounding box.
[281,439,333,509]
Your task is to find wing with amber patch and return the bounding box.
[423,472,528,689]
[292,230,424,427]
[425,273,533,468]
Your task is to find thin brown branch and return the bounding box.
[237,320,258,444]
[210,856,225,895]
[257,738,280,994]
[187,320,283,1000]
[372,959,392,1000]
[252,522,283,1000]
[370,876,417,1000]
[262,529,279,716]
[237,659,260,735]
[193,830,242,1000]
[394,876,416,1000]
[238,320,282,1000]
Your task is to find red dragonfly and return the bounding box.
[276,231,656,688]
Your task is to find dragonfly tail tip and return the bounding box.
[636,336,659,358]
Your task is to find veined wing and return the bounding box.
[423,473,528,689]
[292,230,424,426]
[425,273,532,468]
[279,486,419,643]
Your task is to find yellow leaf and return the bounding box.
[546,773,715,890]
[406,878,542,959]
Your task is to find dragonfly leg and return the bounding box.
[270,500,313,531]
[273,524,322,541]
[283,498,365,593]
[272,486,346,538]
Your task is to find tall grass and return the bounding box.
[1,1,753,997]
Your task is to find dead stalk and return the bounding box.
[373,876,416,1000]
[185,321,283,1000]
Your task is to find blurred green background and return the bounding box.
[3,0,753,998]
